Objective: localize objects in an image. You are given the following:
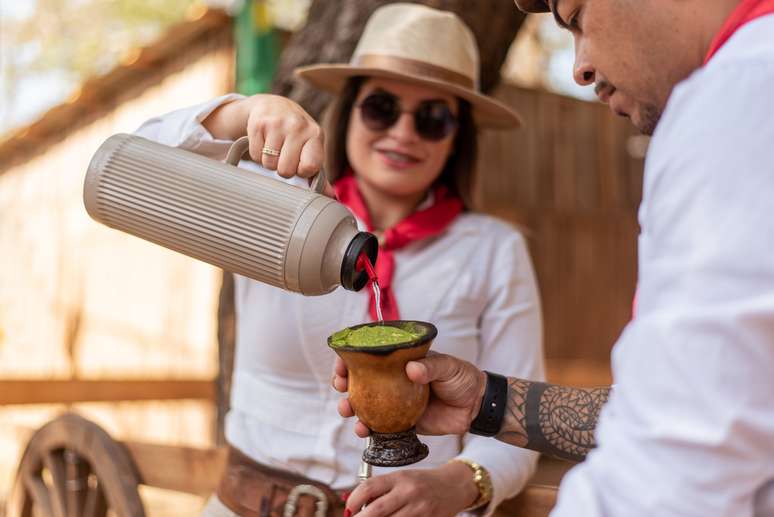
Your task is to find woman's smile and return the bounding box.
[375,146,423,170]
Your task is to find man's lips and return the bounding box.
[596,85,630,119]
[608,95,631,119]
[595,82,616,104]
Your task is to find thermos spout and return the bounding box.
[341,232,378,291]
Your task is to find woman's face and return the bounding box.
[346,77,459,199]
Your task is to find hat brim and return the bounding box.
[514,0,550,13]
[295,64,522,129]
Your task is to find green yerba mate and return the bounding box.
[329,325,424,348]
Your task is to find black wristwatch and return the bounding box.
[468,371,508,437]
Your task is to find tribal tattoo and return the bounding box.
[496,380,611,462]
[496,378,530,447]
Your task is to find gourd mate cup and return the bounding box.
[328,321,437,467]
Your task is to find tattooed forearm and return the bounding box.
[496,378,530,447]
[496,380,611,462]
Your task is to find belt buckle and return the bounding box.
[283,484,329,517]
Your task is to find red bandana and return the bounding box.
[705,0,774,63]
[334,174,463,321]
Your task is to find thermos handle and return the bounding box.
[225,136,327,195]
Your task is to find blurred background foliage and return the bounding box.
[1,0,200,132]
[1,0,585,136]
[7,0,200,79]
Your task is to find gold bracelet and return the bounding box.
[448,458,493,512]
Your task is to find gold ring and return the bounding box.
[261,146,281,157]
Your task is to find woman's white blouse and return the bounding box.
[135,95,545,514]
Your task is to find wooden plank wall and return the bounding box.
[0,380,215,405]
[476,84,645,375]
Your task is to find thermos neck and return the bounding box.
[341,232,379,292]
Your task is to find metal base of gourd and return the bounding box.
[362,428,429,467]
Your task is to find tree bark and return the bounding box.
[215,271,235,445]
[272,0,526,119]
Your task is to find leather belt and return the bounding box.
[216,446,348,517]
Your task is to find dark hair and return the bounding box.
[322,77,477,209]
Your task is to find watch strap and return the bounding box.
[469,371,508,437]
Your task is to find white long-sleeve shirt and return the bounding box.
[552,15,774,517]
[135,96,544,514]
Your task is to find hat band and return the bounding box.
[353,54,476,90]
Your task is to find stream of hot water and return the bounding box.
[357,253,383,322]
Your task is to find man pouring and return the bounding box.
[336,0,774,514]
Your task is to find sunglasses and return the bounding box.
[356,90,459,142]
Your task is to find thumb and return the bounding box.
[406,353,461,385]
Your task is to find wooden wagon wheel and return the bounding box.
[6,412,146,517]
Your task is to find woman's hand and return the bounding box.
[344,463,479,517]
[203,94,332,194]
[333,353,487,437]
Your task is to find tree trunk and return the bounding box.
[216,1,526,443]
[272,0,526,119]
[215,271,235,445]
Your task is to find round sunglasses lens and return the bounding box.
[359,93,399,131]
[415,103,457,141]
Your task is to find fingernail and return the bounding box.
[344,509,352,517]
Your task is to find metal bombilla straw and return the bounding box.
[357,437,373,509]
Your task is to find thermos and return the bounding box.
[83,134,377,295]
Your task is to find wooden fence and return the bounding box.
[476,83,645,380]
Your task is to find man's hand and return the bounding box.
[333,352,487,436]
[334,352,611,462]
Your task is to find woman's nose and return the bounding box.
[387,112,419,142]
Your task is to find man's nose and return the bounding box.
[573,44,596,86]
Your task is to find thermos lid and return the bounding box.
[341,232,379,291]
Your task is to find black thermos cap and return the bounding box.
[340,232,379,291]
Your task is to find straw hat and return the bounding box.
[514,0,550,12]
[294,3,522,129]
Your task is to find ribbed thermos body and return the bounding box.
[84,134,365,295]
